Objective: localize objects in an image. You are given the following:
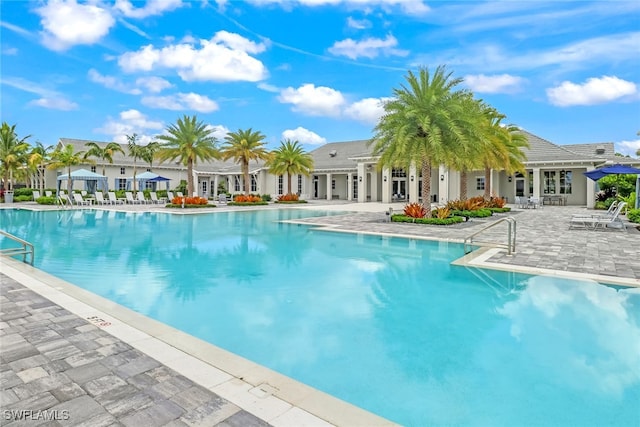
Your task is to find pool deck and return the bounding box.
[1,201,639,426]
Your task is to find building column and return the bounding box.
[213,175,219,197]
[586,166,596,208]
[532,168,541,199]
[370,167,378,202]
[326,173,333,200]
[347,173,353,201]
[381,167,392,203]
[409,163,419,203]
[438,165,448,204]
[357,162,366,203]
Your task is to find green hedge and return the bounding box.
[627,208,640,224]
[487,207,511,213]
[275,200,308,204]
[451,208,493,218]
[391,214,465,225]
[166,203,214,208]
[36,197,57,205]
[13,188,33,197]
[227,201,269,206]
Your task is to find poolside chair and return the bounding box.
[32,190,41,200]
[218,193,227,205]
[149,192,166,204]
[167,191,175,202]
[572,200,618,219]
[125,192,140,204]
[45,190,53,198]
[570,202,627,231]
[94,192,109,205]
[108,192,124,205]
[73,193,91,206]
[176,191,184,198]
[136,191,150,204]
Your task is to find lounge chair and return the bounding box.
[45,190,53,198]
[73,193,91,206]
[94,192,110,205]
[218,193,227,205]
[572,200,618,219]
[108,192,124,204]
[570,202,627,230]
[136,191,150,204]
[125,192,140,204]
[167,191,175,202]
[149,192,166,204]
[176,191,184,198]
[32,190,41,200]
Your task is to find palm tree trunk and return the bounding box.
[421,159,432,218]
[287,173,292,194]
[187,158,194,196]
[484,167,491,199]
[243,161,250,194]
[133,159,137,192]
[67,166,72,196]
[460,169,468,200]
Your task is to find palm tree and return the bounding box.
[267,139,314,195]
[28,141,54,191]
[49,143,90,195]
[0,122,31,192]
[127,134,145,192]
[370,66,472,217]
[141,141,161,170]
[84,141,125,176]
[156,115,219,196]
[221,128,271,194]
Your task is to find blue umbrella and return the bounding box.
[584,163,640,208]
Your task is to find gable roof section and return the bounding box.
[310,139,371,171]
[519,130,600,164]
[562,142,615,160]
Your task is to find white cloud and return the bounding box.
[114,0,184,18]
[257,82,280,93]
[615,139,640,158]
[95,109,164,144]
[135,76,173,93]
[347,16,371,29]
[0,21,32,37]
[464,74,526,94]
[282,127,327,145]
[35,0,115,51]
[2,47,18,55]
[328,34,408,60]
[278,83,345,116]
[29,97,78,111]
[344,97,390,124]
[88,69,141,95]
[546,76,637,107]
[118,31,268,82]
[206,124,230,141]
[141,92,219,113]
[245,0,429,15]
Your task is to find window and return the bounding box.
[543,171,557,194]
[201,181,207,195]
[528,171,533,194]
[352,177,358,199]
[90,166,96,173]
[476,177,485,190]
[234,176,241,192]
[559,170,572,194]
[277,175,283,195]
[120,167,125,175]
[391,168,406,177]
[116,178,126,190]
[251,175,257,192]
[331,179,336,190]
[146,168,151,172]
[297,175,302,194]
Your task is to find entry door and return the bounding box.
[313,176,319,198]
[515,178,525,197]
[392,179,406,198]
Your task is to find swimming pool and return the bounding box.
[1,208,639,426]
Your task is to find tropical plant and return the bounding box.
[126,134,145,192]
[432,206,451,219]
[0,122,31,191]
[140,141,161,169]
[84,141,125,177]
[403,202,427,218]
[28,141,54,191]
[267,139,314,195]
[156,115,219,197]
[221,128,271,194]
[49,144,90,195]
[370,66,473,217]
[234,194,262,203]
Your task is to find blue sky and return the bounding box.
[1,0,639,156]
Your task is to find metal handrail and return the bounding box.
[0,230,35,265]
[463,216,516,256]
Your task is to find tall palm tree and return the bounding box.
[370,66,472,216]
[141,141,161,170]
[49,144,90,195]
[84,141,125,177]
[127,134,145,192]
[221,128,271,194]
[156,115,219,196]
[267,139,314,195]
[28,141,54,191]
[0,122,31,192]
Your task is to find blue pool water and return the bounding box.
[1,208,639,426]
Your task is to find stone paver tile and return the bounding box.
[215,410,271,427]
[50,382,87,402]
[113,355,160,379]
[119,399,184,427]
[64,350,104,368]
[49,395,111,426]
[172,386,216,411]
[8,354,48,372]
[12,373,72,400]
[102,391,154,418]
[0,388,20,405]
[0,369,23,389]
[1,341,40,363]
[16,366,48,383]
[179,396,241,426]
[65,361,111,384]
[82,375,128,398]
[5,391,59,412]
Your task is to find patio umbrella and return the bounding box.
[147,175,171,190]
[584,163,640,208]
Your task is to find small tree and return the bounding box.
[84,141,125,177]
[267,139,314,195]
[127,134,145,192]
[49,144,91,196]
[221,128,271,195]
[0,122,31,191]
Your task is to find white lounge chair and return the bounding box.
[125,192,140,204]
[32,190,41,200]
[108,192,124,204]
[45,190,53,198]
[73,193,91,206]
[572,200,618,219]
[94,192,109,205]
[176,191,184,198]
[570,202,627,230]
[167,191,175,202]
[136,191,150,204]
[149,192,165,204]
[218,193,227,205]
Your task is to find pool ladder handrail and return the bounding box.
[463,216,516,256]
[0,230,35,265]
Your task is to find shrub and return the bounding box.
[432,206,451,219]
[261,194,272,202]
[594,201,608,210]
[446,198,484,211]
[451,208,493,218]
[14,188,33,197]
[627,208,640,224]
[485,196,507,208]
[235,194,263,203]
[171,196,209,205]
[403,202,427,218]
[277,193,299,202]
[596,190,615,202]
[14,195,32,202]
[36,197,57,205]
[487,207,511,213]
[391,214,464,225]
